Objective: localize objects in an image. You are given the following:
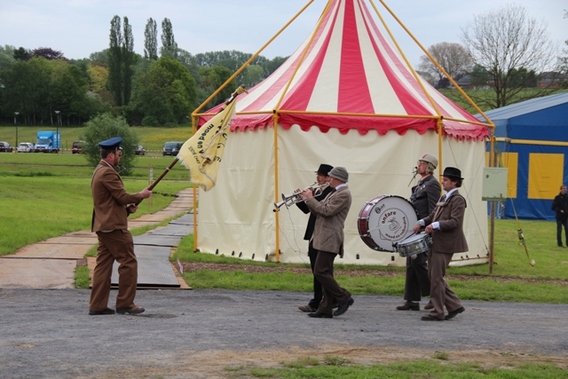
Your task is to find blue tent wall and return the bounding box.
[480,93,568,220]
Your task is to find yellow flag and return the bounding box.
[177,99,236,191]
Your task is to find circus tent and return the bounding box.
[193,0,493,266]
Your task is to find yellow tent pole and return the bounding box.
[192,0,315,117]
[191,115,199,252]
[273,111,281,262]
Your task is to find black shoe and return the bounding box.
[333,297,354,316]
[396,302,419,311]
[308,311,333,318]
[445,306,465,320]
[89,307,115,315]
[421,315,443,321]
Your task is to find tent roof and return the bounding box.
[475,92,568,137]
[197,0,490,140]
[476,92,568,122]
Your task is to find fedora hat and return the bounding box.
[442,167,463,181]
[315,164,333,176]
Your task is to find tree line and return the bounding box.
[0,5,566,127]
[0,16,286,127]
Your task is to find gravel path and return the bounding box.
[1,288,567,378]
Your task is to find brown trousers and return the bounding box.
[89,230,138,311]
[313,250,351,315]
[427,249,463,320]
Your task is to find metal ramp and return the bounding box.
[111,213,194,288]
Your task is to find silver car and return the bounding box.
[17,142,35,153]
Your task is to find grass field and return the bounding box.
[0,124,195,154]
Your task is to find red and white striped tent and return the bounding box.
[194,0,492,266]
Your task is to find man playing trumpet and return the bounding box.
[296,164,334,313]
[300,166,354,318]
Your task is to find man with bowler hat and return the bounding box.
[296,164,334,313]
[300,166,353,318]
[89,137,152,316]
[413,167,467,321]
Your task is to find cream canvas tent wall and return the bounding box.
[194,0,492,266]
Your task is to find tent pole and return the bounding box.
[489,133,497,274]
[273,112,281,262]
[191,115,199,252]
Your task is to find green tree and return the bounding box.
[160,18,178,59]
[108,16,123,106]
[122,17,135,105]
[198,65,237,109]
[130,57,196,125]
[81,113,138,175]
[144,18,158,60]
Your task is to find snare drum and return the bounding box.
[394,233,432,257]
[357,195,418,251]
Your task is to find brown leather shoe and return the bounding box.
[116,305,145,315]
[298,305,316,312]
[424,301,434,310]
[396,302,419,311]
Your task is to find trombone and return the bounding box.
[273,182,329,211]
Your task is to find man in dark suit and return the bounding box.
[413,167,467,321]
[552,184,568,247]
[297,164,334,313]
[300,167,353,318]
[397,153,440,311]
[89,137,152,316]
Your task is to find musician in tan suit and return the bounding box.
[89,137,152,316]
[413,167,467,321]
[300,166,353,318]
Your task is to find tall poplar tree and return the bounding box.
[160,18,178,59]
[144,18,158,60]
[108,16,123,106]
[122,17,135,105]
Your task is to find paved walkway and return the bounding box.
[0,188,194,289]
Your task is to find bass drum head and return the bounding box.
[357,195,418,252]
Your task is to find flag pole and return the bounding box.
[146,85,246,192]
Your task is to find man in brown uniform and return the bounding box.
[89,137,152,315]
[413,167,467,321]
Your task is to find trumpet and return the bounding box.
[273,182,329,211]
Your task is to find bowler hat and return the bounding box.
[315,164,333,176]
[442,167,463,181]
[328,166,348,183]
[98,137,123,150]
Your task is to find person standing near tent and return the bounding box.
[296,164,335,313]
[396,153,440,312]
[300,166,353,318]
[89,137,152,316]
[413,167,467,321]
[552,184,568,247]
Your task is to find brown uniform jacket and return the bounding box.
[91,161,144,232]
[422,191,468,254]
[304,186,352,255]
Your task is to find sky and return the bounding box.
[1,0,566,67]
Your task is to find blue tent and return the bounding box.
[477,92,568,220]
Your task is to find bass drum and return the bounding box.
[357,195,418,252]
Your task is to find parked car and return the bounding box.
[0,141,13,152]
[162,141,183,156]
[17,142,35,153]
[135,145,146,155]
[71,140,85,154]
